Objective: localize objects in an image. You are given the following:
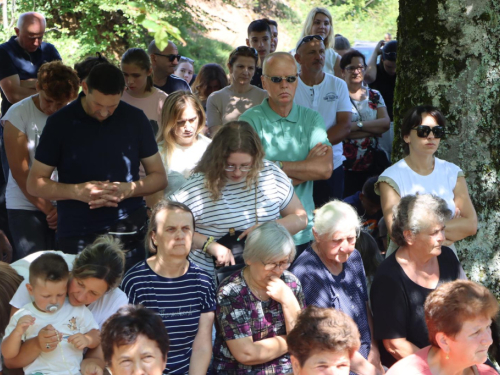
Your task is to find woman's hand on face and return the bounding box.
[266,276,294,305]
[208,242,235,267]
[238,224,261,241]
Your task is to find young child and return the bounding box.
[2,253,99,375]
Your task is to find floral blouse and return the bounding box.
[213,268,306,374]
[343,88,386,171]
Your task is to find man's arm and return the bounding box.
[0,75,37,105]
[327,111,352,145]
[364,41,385,84]
[281,143,333,182]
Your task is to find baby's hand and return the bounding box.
[15,315,35,334]
[68,333,90,350]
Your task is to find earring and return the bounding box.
[445,352,449,360]
[154,241,158,246]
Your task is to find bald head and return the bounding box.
[148,40,177,55]
[262,52,297,75]
[15,12,46,53]
[149,40,180,77]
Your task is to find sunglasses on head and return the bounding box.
[297,34,324,50]
[154,53,182,62]
[234,46,258,57]
[412,125,445,138]
[263,74,298,84]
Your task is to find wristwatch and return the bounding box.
[356,121,363,129]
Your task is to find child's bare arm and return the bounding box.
[68,329,100,350]
[1,315,35,359]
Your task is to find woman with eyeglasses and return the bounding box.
[292,7,342,78]
[169,121,307,278]
[213,222,305,374]
[376,105,477,256]
[290,200,383,374]
[174,56,195,85]
[206,46,268,137]
[341,49,390,197]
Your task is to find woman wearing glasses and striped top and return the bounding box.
[169,121,307,279]
[375,106,477,256]
[206,46,268,137]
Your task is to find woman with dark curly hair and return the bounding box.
[340,49,390,197]
[169,121,307,278]
[1,61,80,259]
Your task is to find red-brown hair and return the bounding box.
[37,61,80,102]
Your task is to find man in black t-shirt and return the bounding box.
[148,39,191,94]
[365,40,397,121]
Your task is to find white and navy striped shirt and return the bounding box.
[169,160,294,275]
[121,261,216,375]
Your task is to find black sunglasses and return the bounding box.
[234,46,258,57]
[297,34,324,50]
[154,53,182,62]
[263,74,298,84]
[412,125,445,138]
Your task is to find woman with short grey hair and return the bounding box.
[370,194,467,368]
[213,222,305,374]
[291,200,384,374]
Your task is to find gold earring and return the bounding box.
[446,352,449,360]
[154,241,158,246]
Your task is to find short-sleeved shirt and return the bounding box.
[213,269,305,374]
[169,160,294,275]
[206,85,268,128]
[240,99,331,245]
[34,92,158,238]
[294,74,351,169]
[5,299,99,375]
[121,88,168,135]
[0,36,61,116]
[250,67,263,89]
[290,247,371,361]
[369,63,395,121]
[121,260,216,375]
[386,346,498,375]
[1,95,51,210]
[9,250,128,328]
[343,191,383,237]
[370,247,466,367]
[154,74,191,95]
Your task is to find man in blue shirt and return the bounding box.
[27,64,168,269]
[148,40,191,94]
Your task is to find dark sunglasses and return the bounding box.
[234,46,258,57]
[154,53,182,62]
[263,74,298,84]
[412,125,445,138]
[297,34,324,50]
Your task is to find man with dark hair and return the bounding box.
[27,64,168,267]
[148,40,191,94]
[261,18,278,53]
[246,20,272,89]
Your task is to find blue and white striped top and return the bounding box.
[121,260,216,374]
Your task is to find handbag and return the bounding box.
[214,184,258,283]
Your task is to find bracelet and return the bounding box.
[274,160,283,169]
[202,236,215,253]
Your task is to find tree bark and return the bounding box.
[395,0,500,297]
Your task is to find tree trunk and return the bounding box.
[395,0,500,297]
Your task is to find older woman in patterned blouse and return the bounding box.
[213,222,305,374]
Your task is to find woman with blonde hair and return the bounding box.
[292,7,342,78]
[169,121,307,278]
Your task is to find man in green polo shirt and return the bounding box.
[240,52,333,254]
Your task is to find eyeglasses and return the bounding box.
[262,259,291,271]
[345,65,367,73]
[154,53,182,62]
[412,125,445,138]
[263,74,298,84]
[233,46,258,57]
[224,165,252,172]
[297,34,324,50]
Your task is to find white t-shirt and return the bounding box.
[169,160,294,276]
[206,86,268,128]
[4,299,98,375]
[10,251,128,328]
[121,88,168,129]
[159,134,211,196]
[294,74,351,169]
[1,96,53,210]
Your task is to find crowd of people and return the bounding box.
[0,8,497,375]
